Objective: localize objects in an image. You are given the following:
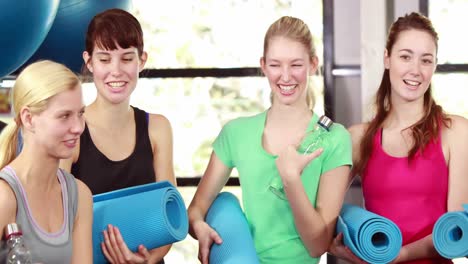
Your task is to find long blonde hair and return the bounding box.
[263,16,318,108]
[0,60,81,169]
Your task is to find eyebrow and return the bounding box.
[266,58,305,62]
[56,106,85,115]
[398,49,434,57]
[94,51,136,56]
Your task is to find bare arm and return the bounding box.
[149,114,176,186]
[71,179,93,264]
[278,145,351,257]
[446,115,468,211]
[188,152,233,264]
[388,234,436,263]
[0,180,17,239]
[188,152,233,235]
[147,114,176,262]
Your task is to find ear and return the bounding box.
[259,57,266,75]
[383,49,390,69]
[20,107,35,133]
[309,56,319,75]
[138,51,148,73]
[83,51,93,73]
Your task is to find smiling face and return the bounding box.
[261,36,317,107]
[385,29,437,104]
[29,85,85,159]
[84,44,147,105]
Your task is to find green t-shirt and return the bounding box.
[213,110,352,264]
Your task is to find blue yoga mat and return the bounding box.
[336,204,402,264]
[92,181,188,264]
[205,192,259,264]
[433,204,468,259]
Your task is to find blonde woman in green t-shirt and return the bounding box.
[188,16,353,264]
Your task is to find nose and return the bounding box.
[110,60,123,76]
[281,65,291,82]
[409,60,421,77]
[70,115,85,135]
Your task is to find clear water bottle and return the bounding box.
[5,223,32,264]
[269,115,334,200]
[297,115,334,154]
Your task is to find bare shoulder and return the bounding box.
[447,115,468,131]
[0,179,16,209]
[0,179,17,232]
[75,179,92,198]
[445,115,468,144]
[347,123,368,144]
[147,113,173,140]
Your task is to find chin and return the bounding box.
[53,151,73,160]
[107,94,131,104]
[280,96,301,105]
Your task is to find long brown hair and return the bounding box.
[354,12,450,176]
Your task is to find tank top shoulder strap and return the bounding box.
[0,167,30,229]
[423,120,445,159]
[372,127,383,148]
[58,169,78,226]
[0,167,16,187]
[0,167,21,207]
[132,106,152,148]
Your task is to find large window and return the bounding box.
[133,0,323,69]
[429,0,468,64]
[432,74,468,117]
[429,0,468,118]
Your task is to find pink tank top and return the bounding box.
[362,128,452,264]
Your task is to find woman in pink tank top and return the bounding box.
[329,12,468,264]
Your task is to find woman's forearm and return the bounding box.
[284,178,331,257]
[395,234,440,262]
[148,244,172,264]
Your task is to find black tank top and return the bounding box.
[71,106,155,195]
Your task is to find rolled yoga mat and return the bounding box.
[433,204,468,259]
[205,192,259,264]
[336,204,402,264]
[92,181,188,264]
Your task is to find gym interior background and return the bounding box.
[0,0,467,263]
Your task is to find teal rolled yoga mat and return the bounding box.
[433,204,468,259]
[336,204,402,264]
[205,192,259,264]
[92,181,188,264]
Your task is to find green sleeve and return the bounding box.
[321,124,353,174]
[212,121,235,168]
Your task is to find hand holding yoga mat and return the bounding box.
[92,181,188,264]
[336,204,402,264]
[205,192,259,264]
[433,204,468,259]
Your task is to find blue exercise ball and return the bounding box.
[0,0,59,78]
[25,0,132,74]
